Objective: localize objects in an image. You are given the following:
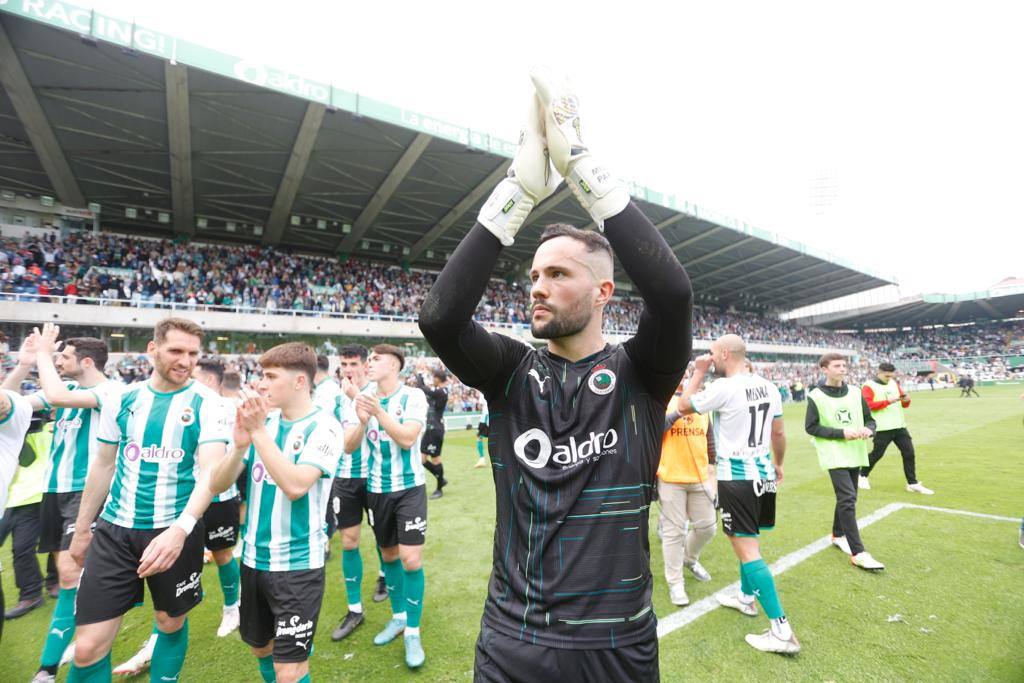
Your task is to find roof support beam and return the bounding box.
[728,258,828,295]
[672,225,724,255]
[0,20,85,206]
[941,302,961,323]
[779,273,870,308]
[406,162,508,262]
[262,102,325,245]
[681,236,756,270]
[691,246,783,284]
[338,133,431,253]
[976,299,1002,318]
[164,63,194,236]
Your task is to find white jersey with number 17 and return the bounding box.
[689,373,783,482]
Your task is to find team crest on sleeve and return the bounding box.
[179,407,196,426]
[588,366,616,396]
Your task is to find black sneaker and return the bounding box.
[331,611,365,641]
[430,488,444,500]
[4,596,44,619]
[373,575,388,603]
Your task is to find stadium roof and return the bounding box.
[0,2,894,311]
[792,279,1024,329]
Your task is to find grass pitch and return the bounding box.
[3,384,1023,681]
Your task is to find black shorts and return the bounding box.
[38,491,87,553]
[236,469,249,501]
[367,485,427,548]
[473,621,659,683]
[75,518,206,625]
[203,497,240,551]
[331,476,369,530]
[421,427,444,458]
[718,479,777,537]
[240,564,325,663]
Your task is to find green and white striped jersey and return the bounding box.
[97,380,230,529]
[333,381,374,479]
[32,380,122,493]
[212,395,239,503]
[241,408,343,571]
[343,384,427,493]
[313,377,343,415]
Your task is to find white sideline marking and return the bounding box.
[656,502,1018,639]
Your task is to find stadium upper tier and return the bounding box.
[0,4,892,312]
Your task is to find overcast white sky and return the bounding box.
[89,0,1024,299]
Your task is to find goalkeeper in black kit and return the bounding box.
[418,69,693,683]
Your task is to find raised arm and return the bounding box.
[419,95,556,391]
[531,69,691,401]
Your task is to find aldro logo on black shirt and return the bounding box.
[513,427,618,470]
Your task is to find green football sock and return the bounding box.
[151,618,189,682]
[68,653,111,682]
[342,548,363,609]
[217,557,241,607]
[742,559,785,619]
[40,586,77,667]
[258,654,276,682]
[297,674,310,683]
[404,568,425,628]
[382,558,406,617]
[739,561,755,598]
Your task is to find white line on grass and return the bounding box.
[656,502,1018,639]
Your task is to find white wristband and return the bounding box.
[172,512,198,535]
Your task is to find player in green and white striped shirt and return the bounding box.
[65,318,228,683]
[211,342,342,683]
[328,343,386,643]
[343,344,428,670]
[0,324,123,682]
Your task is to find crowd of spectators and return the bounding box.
[2,229,1022,392]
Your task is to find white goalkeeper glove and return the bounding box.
[478,95,562,246]
[530,67,630,229]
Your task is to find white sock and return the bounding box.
[770,616,793,640]
[379,571,385,578]
[349,602,363,614]
[739,592,756,605]
[224,602,239,612]
[405,626,420,636]
[392,611,407,622]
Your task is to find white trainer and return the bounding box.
[669,584,689,607]
[685,560,712,582]
[831,535,852,555]
[858,476,871,490]
[716,592,758,616]
[906,482,934,495]
[217,604,240,637]
[30,672,55,682]
[112,636,155,676]
[745,628,801,654]
[851,551,885,570]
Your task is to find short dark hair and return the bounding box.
[819,352,847,368]
[432,368,448,384]
[195,358,225,385]
[316,354,330,372]
[371,343,405,371]
[64,337,108,371]
[222,371,241,391]
[339,344,368,361]
[259,342,317,384]
[878,362,896,373]
[538,223,613,263]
